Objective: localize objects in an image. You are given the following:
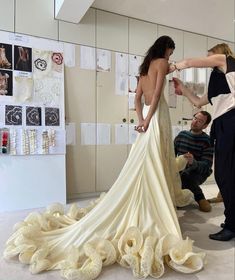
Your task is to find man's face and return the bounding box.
[191,112,208,133]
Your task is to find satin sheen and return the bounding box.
[4,90,205,279]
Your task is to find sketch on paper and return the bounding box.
[51,52,63,73]
[97,49,111,72]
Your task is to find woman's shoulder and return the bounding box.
[152,58,168,64]
[151,58,168,70]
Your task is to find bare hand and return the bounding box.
[135,121,149,133]
[168,63,176,73]
[135,125,145,133]
[172,77,184,95]
[183,152,194,165]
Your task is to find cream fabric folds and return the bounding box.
[4,93,204,280]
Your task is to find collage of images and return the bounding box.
[0,39,65,156]
[0,43,32,96]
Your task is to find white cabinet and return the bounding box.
[0,0,14,32]
[158,25,184,61]
[65,45,96,196]
[96,10,128,53]
[96,52,129,192]
[59,9,96,47]
[15,0,58,40]
[129,19,157,56]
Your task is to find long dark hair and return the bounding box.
[139,35,175,76]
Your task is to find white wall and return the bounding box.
[0,155,66,212]
[0,0,234,204]
[92,0,235,43]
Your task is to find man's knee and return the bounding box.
[181,168,211,185]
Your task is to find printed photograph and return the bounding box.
[5,105,22,125]
[26,106,42,126]
[0,43,12,70]
[45,107,60,126]
[0,70,13,96]
[14,45,32,72]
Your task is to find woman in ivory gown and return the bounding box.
[3,36,205,280]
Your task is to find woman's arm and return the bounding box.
[173,78,209,107]
[175,54,226,71]
[134,78,144,124]
[144,59,168,130]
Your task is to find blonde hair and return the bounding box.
[208,43,234,57]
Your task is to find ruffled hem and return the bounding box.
[4,201,205,280]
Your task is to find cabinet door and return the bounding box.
[182,33,208,121]
[96,10,128,53]
[129,18,157,56]
[158,26,184,61]
[127,107,138,153]
[96,52,129,192]
[65,45,96,196]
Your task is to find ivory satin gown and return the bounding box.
[4,89,205,279]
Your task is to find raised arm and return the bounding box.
[173,78,209,107]
[175,54,226,72]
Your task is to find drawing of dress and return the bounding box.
[4,86,205,279]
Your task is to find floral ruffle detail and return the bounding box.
[116,227,205,278]
[4,202,205,280]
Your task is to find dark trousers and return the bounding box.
[213,109,235,232]
[180,168,211,202]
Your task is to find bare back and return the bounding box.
[138,59,168,105]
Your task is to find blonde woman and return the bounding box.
[172,43,235,241]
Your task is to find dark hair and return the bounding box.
[195,111,212,125]
[139,35,175,76]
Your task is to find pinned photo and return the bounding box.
[14,45,32,72]
[0,43,12,70]
[0,70,12,96]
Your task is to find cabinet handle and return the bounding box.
[130,119,134,123]
[178,120,181,124]
[122,118,126,123]
[184,121,187,125]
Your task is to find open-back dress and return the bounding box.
[3,87,205,279]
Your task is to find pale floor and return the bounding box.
[0,184,234,280]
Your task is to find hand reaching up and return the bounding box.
[172,78,184,95]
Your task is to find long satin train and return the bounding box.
[3,95,205,279]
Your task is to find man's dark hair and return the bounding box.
[195,111,212,125]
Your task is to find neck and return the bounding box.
[190,129,203,135]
